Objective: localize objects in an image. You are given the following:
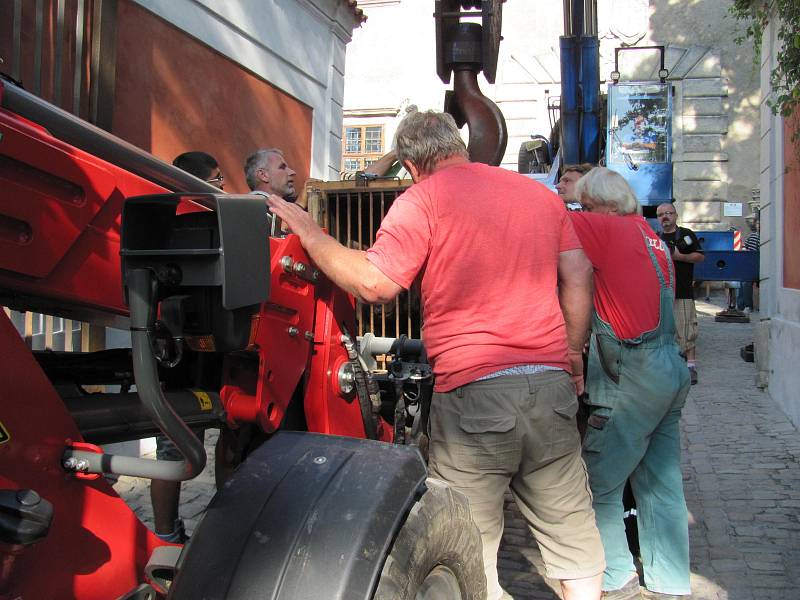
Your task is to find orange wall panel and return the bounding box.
[784,114,800,290]
[112,0,312,194]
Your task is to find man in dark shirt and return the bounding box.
[149,151,225,543]
[657,203,704,384]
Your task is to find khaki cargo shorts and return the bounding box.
[673,298,698,354]
[428,371,605,585]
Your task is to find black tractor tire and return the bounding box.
[373,478,486,600]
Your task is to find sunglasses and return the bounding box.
[206,173,224,184]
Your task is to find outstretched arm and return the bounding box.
[266,194,402,304]
[362,150,398,176]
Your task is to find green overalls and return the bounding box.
[582,225,692,595]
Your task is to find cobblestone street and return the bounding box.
[115,295,800,599]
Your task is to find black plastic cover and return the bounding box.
[0,489,54,546]
[169,432,428,600]
[120,194,269,310]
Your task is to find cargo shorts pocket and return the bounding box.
[457,415,519,472]
[543,393,580,460]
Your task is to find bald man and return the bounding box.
[657,203,704,384]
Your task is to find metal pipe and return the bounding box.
[570,0,584,36]
[65,390,225,445]
[127,268,206,480]
[584,0,597,35]
[0,78,221,206]
[563,0,572,35]
[63,449,188,480]
[62,269,208,480]
[559,35,581,165]
[358,334,425,358]
[580,35,601,163]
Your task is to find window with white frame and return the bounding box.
[342,125,384,173]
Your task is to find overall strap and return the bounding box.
[638,223,674,290]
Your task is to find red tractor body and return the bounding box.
[0,77,394,599]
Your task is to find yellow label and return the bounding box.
[191,390,213,411]
[0,421,9,444]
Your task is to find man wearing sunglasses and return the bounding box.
[173,151,224,190]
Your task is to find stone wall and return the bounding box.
[669,46,730,227]
[650,0,760,231]
[757,13,800,427]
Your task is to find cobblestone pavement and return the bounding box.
[115,295,800,599]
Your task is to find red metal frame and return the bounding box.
[0,104,167,321]
[0,311,166,599]
[0,80,387,597]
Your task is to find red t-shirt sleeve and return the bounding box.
[365,188,433,289]
[568,212,608,267]
[559,207,584,253]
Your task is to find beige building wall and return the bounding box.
[344,0,759,230]
[756,13,800,427]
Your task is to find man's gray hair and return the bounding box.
[394,107,468,175]
[574,166,641,215]
[244,148,283,190]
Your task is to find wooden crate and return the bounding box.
[305,179,422,340]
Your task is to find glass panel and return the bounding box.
[365,126,382,153]
[608,83,670,165]
[345,127,362,153]
[343,158,361,171]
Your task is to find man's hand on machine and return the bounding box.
[266,194,325,245]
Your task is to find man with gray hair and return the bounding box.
[267,108,604,600]
[244,147,297,200]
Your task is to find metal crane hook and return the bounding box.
[436,1,508,166]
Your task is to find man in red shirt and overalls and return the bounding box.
[268,108,604,600]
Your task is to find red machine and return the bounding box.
[0,76,483,599]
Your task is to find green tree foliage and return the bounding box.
[730,0,800,139]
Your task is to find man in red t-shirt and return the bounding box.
[267,109,603,600]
